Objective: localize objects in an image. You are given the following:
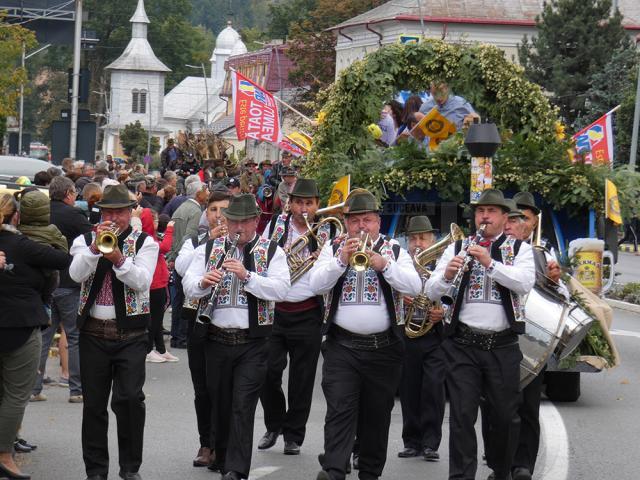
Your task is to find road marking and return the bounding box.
[250,466,281,479]
[539,403,569,480]
[610,329,640,339]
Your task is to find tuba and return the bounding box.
[96,226,122,254]
[287,213,343,283]
[350,230,371,272]
[405,224,465,338]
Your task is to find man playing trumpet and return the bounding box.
[425,189,535,480]
[398,216,447,463]
[69,184,159,480]
[309,190,421,480]
[182,194,290,480]
[258,179,339,455]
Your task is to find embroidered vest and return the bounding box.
[448,234,525,335]
[323,237,403,333]
[202,236,277,337]
[77,228,150,330]
[183,232,210,311]
[269,213,334,250]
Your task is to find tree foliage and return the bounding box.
[307,39,640,216]
[120,121,160,160]
[518,0,631,128]
[0,14,37,117]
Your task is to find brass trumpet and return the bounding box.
[286,213,344,283]
[405,224,465,338]
[350,231,371,272]
[96,226,122,254]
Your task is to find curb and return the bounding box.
[605,297,640,314]
[619,244,638,253]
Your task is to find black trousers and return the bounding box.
[79,333,147,476]
[148,288,167,354]
[513,368,544,473]
[321,337,404,480]
[205,337,269,478]
[443,338,522,480]
[399,331,447,451]
[260,307,322,445]
[186,313,212,449]
[170,273,187,343]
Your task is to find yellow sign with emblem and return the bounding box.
[328,175,350,207]
[605,179,622,225]
[414,107,457,150]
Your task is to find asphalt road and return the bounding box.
[16,305,640,480]
[614,251,640,285]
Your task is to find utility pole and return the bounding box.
[69,0,83,159]
[18,44,25,156]
[630,36,640,168]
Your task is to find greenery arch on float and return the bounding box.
[306,39,640,218]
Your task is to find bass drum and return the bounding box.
[556,301,596,360]
[519,287,567,389]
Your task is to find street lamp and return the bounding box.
[629,34,640,168]
[186,63,209,130]
[18,43,51,155]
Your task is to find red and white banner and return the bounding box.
[277,137,306,157]
[572,108,617,166]
[232,70,282,144]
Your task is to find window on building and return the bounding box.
[132,89,139,113]
[139,89,147,114]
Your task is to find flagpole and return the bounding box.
[229,67,314,124]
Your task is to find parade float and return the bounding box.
[307,39,635,401]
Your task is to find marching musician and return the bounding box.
[69,184,159,480]
[174,189,230,469]
[182,194,290,480]
[258,179,338,455]
[309,190,421,480]
[398,216,447,463]
[425,189,535,480]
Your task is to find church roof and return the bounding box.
[213,21,242,57]
[163,76,225,120]
[330,0,640,30]
[106,0,171,73]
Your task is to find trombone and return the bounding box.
[96,225,122,254]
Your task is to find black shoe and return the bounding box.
[352,453,359,470]
[398,447,420,458]
[222,472,242,480]
[119,471,142,480]
[512,467,532,480]
[85,476,107,480]
[423,447,440,462]
[258,431,279,450]
[16,438,37,451]
[13,441,32,453]
[316,472,331,480]
[284,440,300,455]
[0,462,31,479]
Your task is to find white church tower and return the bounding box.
[103,0,171,156]
[210,21,247,87]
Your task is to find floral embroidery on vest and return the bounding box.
[204,237,274,326]
[78,230,150,316]
[325,238,405,325]
[270,214,288,244]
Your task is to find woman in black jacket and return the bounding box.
[0,193,71,480]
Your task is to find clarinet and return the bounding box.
[440,224,487,307]
[198,233,241,323]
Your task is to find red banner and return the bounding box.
[277,137,306,157]
[232,70,281,144]
[572,109,615,166]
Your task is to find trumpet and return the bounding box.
[350,230,371,272]
[216,218,228,237]
[441,224,487,308]
[286,213,343,283]
[405,224,465,338]
[198,233,241,323]
[96,225,122,254]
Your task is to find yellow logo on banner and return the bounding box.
[286,131,313,154]
[329,175,350,207]
[416,107,457,150]
[605,179,622,225]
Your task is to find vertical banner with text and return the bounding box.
[232,70,282,144]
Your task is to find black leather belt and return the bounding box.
[329,324,398,351]
[82,317,146,341]
[207,324,251,345]
[453,323,517,351]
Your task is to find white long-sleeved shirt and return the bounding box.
[261,218,318,302]
[69,232,159,320]
[175,232,209,278]
[182,235,291,329]
[309,236,422,334]
[426,237,535,331]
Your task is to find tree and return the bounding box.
[0,14,37,117]
[518,0,631,128]
[120,121,160,160]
